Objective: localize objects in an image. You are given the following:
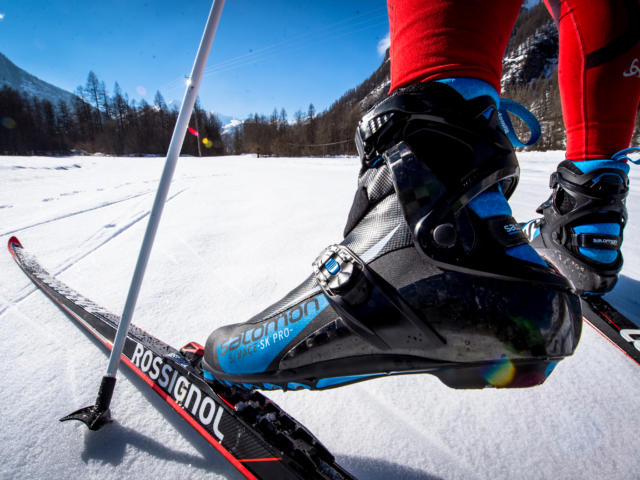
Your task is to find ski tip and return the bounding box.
[8,236,22,250]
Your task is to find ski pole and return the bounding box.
[61,0,226,430]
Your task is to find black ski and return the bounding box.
[8,236,355,480]
[581,296,640,367]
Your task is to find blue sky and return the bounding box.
[0,1,390,120]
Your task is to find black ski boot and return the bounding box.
[523,149,637,295]
[202,82,582,391]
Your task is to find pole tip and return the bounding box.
[60,375,117,430]
[60,405,112,431]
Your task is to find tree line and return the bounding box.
[4,14,639,158]
[0,71,224,156]
[233,102,359,157]
[4,67,635,158]
[233,50,390,157]
[0,58,381,157]
[0,68,363,157]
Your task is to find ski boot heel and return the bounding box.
[433,359,560,389]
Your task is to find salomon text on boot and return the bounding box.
[202,82,582,391]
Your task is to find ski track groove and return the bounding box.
[358,382,481,479]
[0,189,155,237]
[4,302,67,346]
[0,189,187,318]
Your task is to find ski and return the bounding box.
[581,296,640,367]
[8,236,355,480]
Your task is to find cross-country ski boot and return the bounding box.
[202,82,582,391]
[523,148,638,295]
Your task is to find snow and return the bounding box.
[1,152,639,480]
[221,119,242,135]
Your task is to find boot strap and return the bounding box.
[313,244,445,350]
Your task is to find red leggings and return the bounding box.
[388,0,640,160]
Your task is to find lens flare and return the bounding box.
[188,127,199,137]
[202,137,213,148]
[1,116,16,129]
[136,86,147,96]
[482,357,515,387]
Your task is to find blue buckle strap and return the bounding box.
[612,146,640,164]
[498,98,542,148]
[313,244,445,350]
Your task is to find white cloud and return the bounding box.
[377,33,390,56]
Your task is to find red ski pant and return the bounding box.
[387,0,640,160]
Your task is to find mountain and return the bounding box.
[499,3,565,149]
[502,4,558,90]
[213,112,243,135]
[221,119,242,135]
[311,3,564,152]
[0,51,78,106]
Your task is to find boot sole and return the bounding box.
[201,354,563,391]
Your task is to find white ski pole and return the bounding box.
[61,0,226,430]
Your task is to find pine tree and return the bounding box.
[85,71,103,129]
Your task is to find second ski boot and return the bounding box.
[202,82,582,391]
[523,148,638,295]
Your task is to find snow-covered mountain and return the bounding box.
[0,51,78,106]
[213,113,242,135]
[222,119,242,135]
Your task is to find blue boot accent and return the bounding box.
[436,77,500,105]
[611,146,640,164]
[436,77,541,147]
[544,361,559,377]
[315,374,383,389]
[216,294,330,375]
[468,189,511,218]
[498,99,541,147]
[506,244,547,267]
[262,383,281,390]
[286,382,311,390]
[573,158,630,175]
[574,223,621,264]
[468,189,547,267]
